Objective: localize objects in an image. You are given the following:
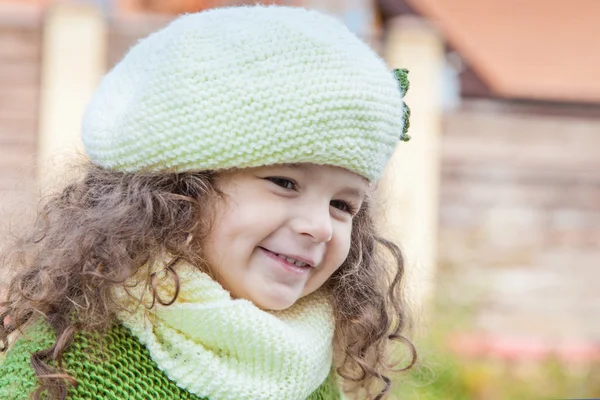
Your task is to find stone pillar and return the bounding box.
[379,15,444,322]
[37,1,107,189]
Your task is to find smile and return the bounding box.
[274,253,310,268]
[259,247,315,269]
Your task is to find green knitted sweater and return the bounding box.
[0,322,342,399]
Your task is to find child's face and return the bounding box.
[205,163,368,310]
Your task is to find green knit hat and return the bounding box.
[81,5,410,181]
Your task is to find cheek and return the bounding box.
[328,226,353,271]
[304,225,353,294]
[204,201,240,265]
[206,195,274,263]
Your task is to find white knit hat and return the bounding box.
[81,5,409,181]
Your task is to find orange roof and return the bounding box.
[407,0,600,103]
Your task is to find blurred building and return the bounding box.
[0,0,599,358]
[414,0,599,337]
[385,0,600,354]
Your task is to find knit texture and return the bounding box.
[81,5,407,181]
[113,262,335,400]
[0,322,342,400]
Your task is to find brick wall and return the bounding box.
[0,11,40,222]
[440,99,600,340]
[107,14,171,69]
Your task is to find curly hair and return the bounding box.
[0,161,416,399]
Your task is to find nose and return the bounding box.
[291,203,333,243]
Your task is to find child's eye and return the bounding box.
[265,177,297,190]
[330,200,357,215]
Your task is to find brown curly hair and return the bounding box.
[0,161,416,399]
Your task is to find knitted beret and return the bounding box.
[81,5,409,181]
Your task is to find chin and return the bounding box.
[250,289,302,311]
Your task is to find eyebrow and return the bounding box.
[338,187,366,199]
[285,163,309,171]
[275,163,310,176]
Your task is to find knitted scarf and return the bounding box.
[114,261,336,400]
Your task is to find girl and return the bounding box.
[0,5,415,400]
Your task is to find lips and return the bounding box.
[274,253,310,268]
[259,247,315,268]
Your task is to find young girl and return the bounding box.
[0,5,415,400]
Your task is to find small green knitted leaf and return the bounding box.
[402,103,411,142]
[393,68,410,97]
[393,68,411,142]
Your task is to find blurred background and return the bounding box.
[0,0,599,398]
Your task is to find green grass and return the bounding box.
[393,352,600,400]
[389,292,600,400]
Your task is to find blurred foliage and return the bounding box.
[394,346,600,399]
[390,278,600,400]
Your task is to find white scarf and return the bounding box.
[114,261,335,400]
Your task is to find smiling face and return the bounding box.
[203,164,368,310]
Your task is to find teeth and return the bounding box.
[276,253,308,267]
